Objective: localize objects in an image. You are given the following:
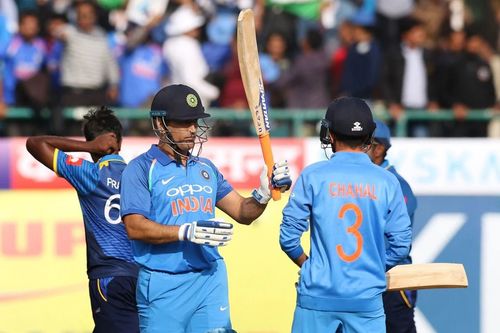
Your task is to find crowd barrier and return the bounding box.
[4,106,500,137]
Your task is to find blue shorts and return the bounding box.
[383,290,417,333]
[291,304,385,333]
[136,259,232,333]
[89,276,139,333]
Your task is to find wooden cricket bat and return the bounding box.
[237,9,280,201]
[386,263,468,291]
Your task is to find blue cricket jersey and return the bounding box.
[54,149,138,279]
[382,159,417,265]
[120,145,233,274]
[280,152,412,312]
[3,35,46,104]
[107,32,168,108]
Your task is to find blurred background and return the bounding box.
[0,0,499,332]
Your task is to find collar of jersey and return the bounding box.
[331,151,371,164]
[380,159,391,170]
[98,154,125,163]
[148,145,195,166]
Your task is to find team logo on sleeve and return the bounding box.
[65,155,83,166]
[201,170,210,180]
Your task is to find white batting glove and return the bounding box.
[252,160,292,204]
[272,160,292,192]
[178,218,233,247]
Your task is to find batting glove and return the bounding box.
[252,160,292,204]
[178,219,233,247]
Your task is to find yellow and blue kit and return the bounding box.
[54,149,137,277]
[53,149,138,332]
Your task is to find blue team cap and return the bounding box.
[150,84,211,120]
[325,97,376,137]
[373,120,391,149]
[349,10,376,28]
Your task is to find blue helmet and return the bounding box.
[373,120,391,149]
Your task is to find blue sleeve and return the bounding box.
[54,149,99,195]
[0,16,10,57]
[280,172,311,260]
[399,178,417,224]
[384,177,412,267]
[120,158,152,218]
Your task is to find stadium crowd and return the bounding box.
[1,0,500,137]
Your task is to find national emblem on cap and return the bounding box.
[186,94,198,108]
[150,84,210,120]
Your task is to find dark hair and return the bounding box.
[82,106,122,143]
[305,28,323,50]
[399,17,423,35]
[19,10,39,24]
[74,0,97,12]
[464,24,483,39]
[49,12,68,23]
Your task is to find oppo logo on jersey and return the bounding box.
[166,184,213,197]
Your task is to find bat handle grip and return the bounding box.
[259,134,281,201]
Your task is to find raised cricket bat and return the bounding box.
[237,9,280,201]
[386,263,468,291]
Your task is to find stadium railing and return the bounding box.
[4,107,499,137]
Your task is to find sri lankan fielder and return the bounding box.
[26,107,139,332]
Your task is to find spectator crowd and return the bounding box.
[1,0,500,137]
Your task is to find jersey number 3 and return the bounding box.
[337,203,363,262]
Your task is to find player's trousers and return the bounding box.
[89,276,139,333]
[383,290,417,333]
[136,259,232,333]
[291,305,386,333]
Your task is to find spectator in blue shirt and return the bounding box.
[112,25,168,109]
[3,11,46,104]
[3,10,49,134]
[45,13,67,94]
[0,13,11,136]
[0,13,11,56]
